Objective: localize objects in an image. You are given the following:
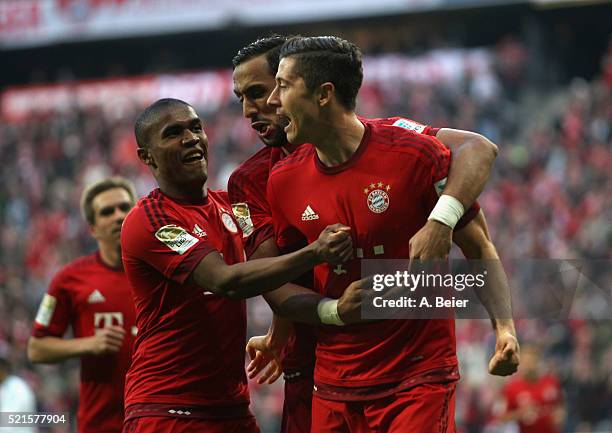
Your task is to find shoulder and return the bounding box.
[270,144,314,178]
[207,189,231,208]
[124,189,177,233]
[229,147,273,187]
[50,253,98,285]
[367,120,448,168]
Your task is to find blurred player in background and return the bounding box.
[28,177,138,433]
[266,35,519,432]
[499,344,564,433]
[121,98,353,433]
[230,34,500,433]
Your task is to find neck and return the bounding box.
[159,180,207,203]
[314,112,364,167]
[98,243,122,269]
[281,142,300,155]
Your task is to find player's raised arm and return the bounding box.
[405,126,497,261]
[453,210,520,377]
[189,223,353,299]
[435,128,497,210]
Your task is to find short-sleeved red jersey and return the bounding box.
[32,252,137,433]
[503,375,563,433]
[227,117,449,375]
[121,188,250,412]
[268,119,476,391]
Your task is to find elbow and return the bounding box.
[476,134,499,160]
[27,338,43,364]
[208,275,244,300]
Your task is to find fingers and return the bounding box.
[257,360,282,385]
[246,351,269,379]
[326,223,351,233]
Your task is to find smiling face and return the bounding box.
[267,56,321,146]
[89,187,133,247]
[233,54,289,148]
[138,104,209,192]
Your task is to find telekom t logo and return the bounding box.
[94,312,124,328]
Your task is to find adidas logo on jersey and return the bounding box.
[301,205,320,221]
[87,290,106,304]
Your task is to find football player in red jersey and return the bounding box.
[120,98,357,433]
[500,345,564,433]
[28,177,138,433]
[265,36,520,432]
[230,35,501,433]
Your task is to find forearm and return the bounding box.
[436,128,497,209]
[467,242,515,333]
[27,336,92,363]
[264,283,325,325]
[197,245,320,299]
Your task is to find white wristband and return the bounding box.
[428,194,465,229]
[317,298,345,326]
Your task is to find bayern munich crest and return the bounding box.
[364,182,391,214]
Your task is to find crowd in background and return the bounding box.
[0,33,610,433]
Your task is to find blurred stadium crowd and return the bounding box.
[0,31,610,433]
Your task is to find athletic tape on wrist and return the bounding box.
[317,298,345,326]
[428,194,465,229]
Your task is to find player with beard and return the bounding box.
[121,98,355,433]
[230,35,501,433]
[265,36,519,432]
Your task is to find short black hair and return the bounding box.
[232,35,289,75]
[134,98,191,149]
[279,36,363,111]
[80,177,137,225]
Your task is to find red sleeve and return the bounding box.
[228,170,275,258]
[32,272,73,338]
[121,208,216,285]
[267,175,306,254]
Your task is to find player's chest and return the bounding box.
[287,170,425,246]
[72,273,136,330]
[182,206,245,265]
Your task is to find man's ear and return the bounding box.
[137,147,157,169]
[318,82,335,107]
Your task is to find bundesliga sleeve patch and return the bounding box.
[35,294,57,327]
[232,203,254,237]
[155,224,199,255]
[392,118,427,133]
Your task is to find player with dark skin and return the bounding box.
[134,100,353,297]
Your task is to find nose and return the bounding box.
[267,85,281,108]
[181,129,200,147]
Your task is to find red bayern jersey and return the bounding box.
[227,116,444,374]
[268,119,478,390]
[503,375,563,433]
[32,252,137,433]
[121,188,250,411]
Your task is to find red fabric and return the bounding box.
[31,252,136,433]
[268,120,471,389]
[122,415,260,433]
[312,381,456,433]
[121,189,250,408]
[503,375,563,433]
[281,375,315,433]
